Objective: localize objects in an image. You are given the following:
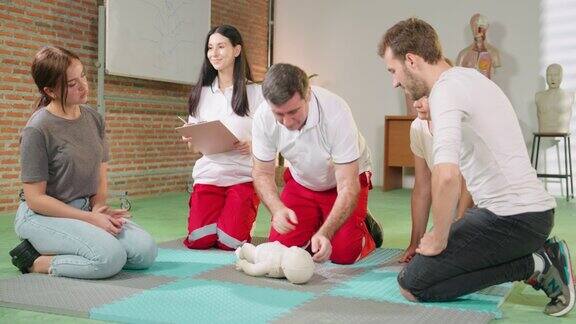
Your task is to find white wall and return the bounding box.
[273,0,544,188]
[539,0,576,197]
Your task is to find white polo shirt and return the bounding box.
[188,78,264,186]
[252,86,372,191]
[430,67,556,215]
[410,118,434,168]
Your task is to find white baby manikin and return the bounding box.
[235,241,315,284]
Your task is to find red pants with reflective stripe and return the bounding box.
[184,182,259,251]
[268,169,375,264]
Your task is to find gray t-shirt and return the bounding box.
[20,105,110,203]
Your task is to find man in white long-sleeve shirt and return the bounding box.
[378,17,573,317]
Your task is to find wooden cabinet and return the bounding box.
[383,115,415,190]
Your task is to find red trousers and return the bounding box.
[184,182,259,251]
[268,169,375,264]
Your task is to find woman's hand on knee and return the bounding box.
[88,206,126,236]
[92,204,131,219]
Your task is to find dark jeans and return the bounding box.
[398,207,554,301]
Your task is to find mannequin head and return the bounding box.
[281,247,315,284]
[470,13,489,42]
[546,63,563,89]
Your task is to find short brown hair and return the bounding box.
[378,18,443,64]
[262,63,309,106]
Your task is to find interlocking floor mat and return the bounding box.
[0,240,512,323]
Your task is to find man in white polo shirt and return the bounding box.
[378,18,573,317]
[252,63,381,264]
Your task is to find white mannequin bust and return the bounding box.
[536,63,574,133]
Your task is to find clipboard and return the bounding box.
[176,120,239,155]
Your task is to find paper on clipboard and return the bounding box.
[176,120,239,155]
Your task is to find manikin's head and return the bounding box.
[281,246,315,284]
[470,13,489,41]
[546,63,563,89]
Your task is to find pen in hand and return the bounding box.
[178,116,193,147]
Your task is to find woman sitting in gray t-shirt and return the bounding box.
[9,46,157,279]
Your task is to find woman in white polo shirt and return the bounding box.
[182,25,263,250]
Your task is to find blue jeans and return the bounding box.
[398,207,554,301]
[14,198,158,279]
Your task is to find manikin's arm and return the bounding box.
[236,260,272,277]
[455,50,464,66]
[455,46,471,66]
[535,92,544,120]
[488,44,501,68]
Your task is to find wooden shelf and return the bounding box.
[383,115,416,191]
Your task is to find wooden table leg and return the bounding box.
[384,166,403,191]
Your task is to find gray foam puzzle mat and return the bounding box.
[0,274,144,317]
[272,295,495,324]
[0,243,511,323]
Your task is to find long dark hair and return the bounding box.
[188,25,253,117]
[31,46,80,112]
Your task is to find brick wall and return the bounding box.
[0,0,269,213]
[212,0,269,80]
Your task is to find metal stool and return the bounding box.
[530,132,573,201]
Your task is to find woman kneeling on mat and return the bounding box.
[9,46,157,279]
[182,25,263,250]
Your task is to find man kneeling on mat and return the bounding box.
[378,18,573,317]
[252,63,383,265]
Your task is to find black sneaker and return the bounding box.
[526,238,574,317]
[9,240,40,274]
[365,210,383,248]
